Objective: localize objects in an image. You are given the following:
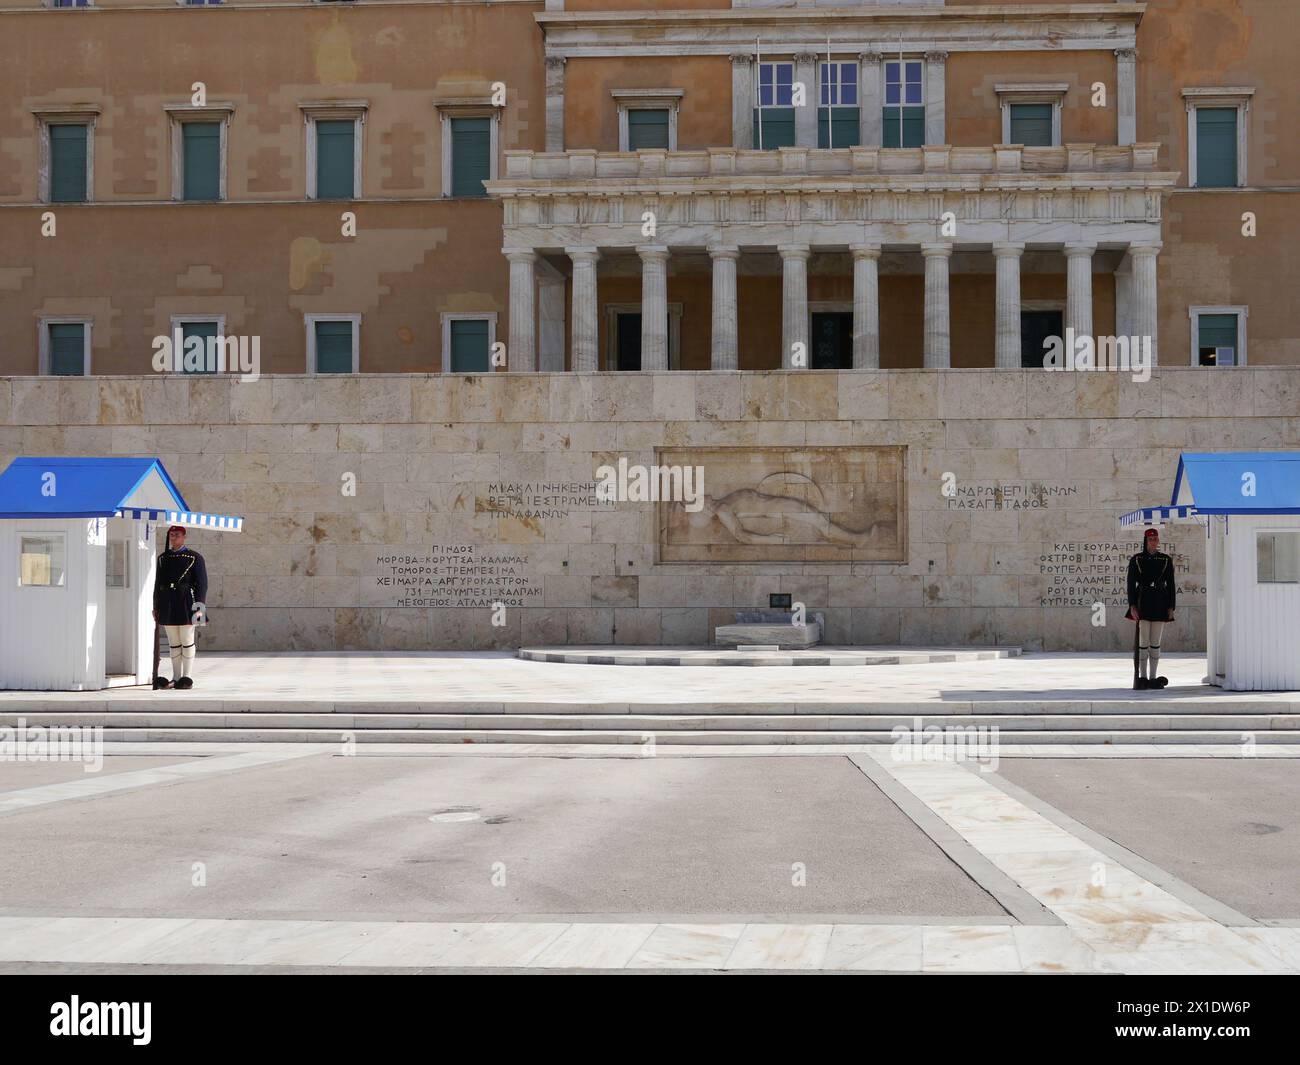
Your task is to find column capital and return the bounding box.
[859,51,883,64]
[992,241,1026,258]
[545,55,567,71]
[1063,241,1098,258]
[778,243,811,261]
[793,51,819,66]
[1129,241,1163,258]
[850,242,882,260]
[920,242,953,258]
[1114,47,1138,61]
[636,244,670,262]
[566,245,600,262]
[925,50,949,64]
[504,248,538,264]
[707,244,741,261]
[730,52,754,66]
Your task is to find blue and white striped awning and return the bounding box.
[1118,505,1197,527]
[115,508,244,533]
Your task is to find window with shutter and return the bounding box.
[817,107,860,148]
[180,321,219,374]
[315,120,356,200]
[1195,107,1238,187]
[627,109,670,151]
[182,122,221,201]
[48,324,86,376]
[450,117,491,197]
[314,320,355,374]
[752,108,796,148]
[883,60,924,148]
[50,124,88,203]
[1009,103,1053,146]
[1197,313,1239,366]
[449,319,490,373]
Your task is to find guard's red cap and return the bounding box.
[1144,528,1159,539]
[167,525,187,535]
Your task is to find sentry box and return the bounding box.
[0,457,244,691]
[1120,451,1300,692]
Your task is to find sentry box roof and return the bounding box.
[1119,451,1300,526]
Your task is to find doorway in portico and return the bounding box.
[810,311,853,369]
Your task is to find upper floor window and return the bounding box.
[39,318,92,376]
[183,0,223,5]
[35,111,97,204]
[819,62,859,148]
[883,59,924,148]
[50,0,91,7]
[754,61,795,149]
[442,313,497,373]
[1189,306,1247,367]
[1183,88,1252,188]
[613,90,682,152]
[306,315,360,374]
[300,102,367,200]
[437,102,500,198]
[167,105,232,201]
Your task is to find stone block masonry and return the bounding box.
[2,369,1297,653]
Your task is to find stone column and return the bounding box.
[859,52,882,147]
[794,52,819,148]
[779,244,810,369]
[924,51,947,146]
[1114,251,1134,339]
[1131,242,1161,365]
[921,242,951,368]
[638,244,670,371]
[731,53,754,149]
[1065,242,1096,344]
[505,249,537,372]
[850,243,881,369]
[545,56,566,152]
[568,246,600,372]
[1115,48,1137,146]
[709,244,740,370]
[993,241,1024,369]
[536,258,567,373]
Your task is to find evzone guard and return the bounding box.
[152,525,209,690]
[1125,527,1177,690]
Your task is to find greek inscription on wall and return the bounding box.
[367,545,543,608]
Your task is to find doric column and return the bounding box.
[993,242,1024,369]
[921,242,952,368]
[709,244,740,370]
[850,243,881,369]
[536,258,567,373]
[1115,49,1137,146]
[859,52,882,147]
[924,51,948,146]
[568,246,600,372]
[1065,242,1096,344]
[1131,242,1161,365]
[779,244,810,368]
[794,52,819,148]
[505,249,537,372]
[731,53,754,149]
[638,244,670,371]
[1114,251,1134,339]
[545,56,566,152]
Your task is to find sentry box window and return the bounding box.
[769,593,793,610]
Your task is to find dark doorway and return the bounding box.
[615,312,641,371]
[1021,310,1064,368]
[811,311,853,369]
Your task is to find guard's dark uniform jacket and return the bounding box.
[1127,549,1176,621]
[153,547,209,626]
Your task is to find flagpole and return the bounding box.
[826,35,832,149]
[756,36,764,151]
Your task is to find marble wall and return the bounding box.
[2,368,1296,652]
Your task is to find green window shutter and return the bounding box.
[314,320,354,374]
[449,319,490,373]
[1197,313,1239,366]
[1009,103,1053,147]
[451,117,491,197]
[181,321,219,374]
[882,106,925,148]
[48,323,86,376]
[50,124,88,203]
[817,106,860,148]
[182,121,221,200]
[1196,108,1237,188]
[315,120,355,199]
[752,107,796,149]
[627,108,670,150]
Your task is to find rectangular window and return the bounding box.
[449,318,490,373]
[1009,103,1053,147]
[1195,107,1238,188]
[50,123,89,203]
[182,121,221,201]
[51,0,91,6]
[48,323,87,376]
[1196,312,1241,366]
[179,321,220,374]
[627,108,670,151]
[883,60,925,148]
[1257,532,1300,584]
[19,534,66,588]
[818,61,859,148]
[106,540,129,589]
[754,61,796,149]
[450,117,491,197]
[315,119,356,199]
[314,319,356,374]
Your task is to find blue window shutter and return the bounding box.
[627,108,670,150]
[50,124,88,203]
[48,323,85,375]
[1196,108,1237,187]
[315,320,354,374]
[1009,103,1053,147]
[882,106,924,148]
[449,319,490,372]
[181,321,219,374]
[451,117,491,197]
[818,107,860,148]
[315,120,356,199]
[182,122,221,200]
[752,107,796,149]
